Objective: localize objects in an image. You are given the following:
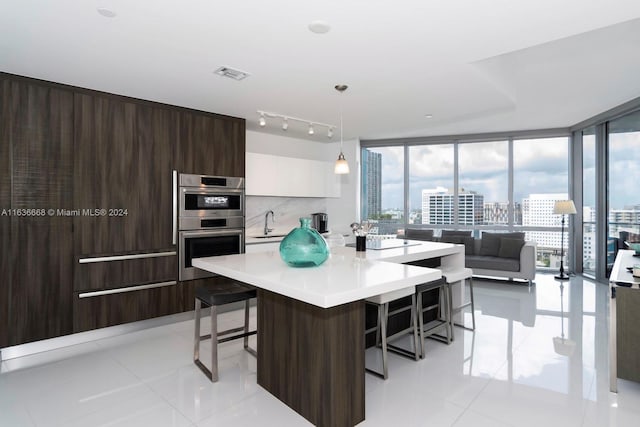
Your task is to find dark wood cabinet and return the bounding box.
[0,79,10,348]
[178,112,245,176]
[75,256,177,292]
[1,72,246,347]
[73,94,177,256]
[5,79,74,345]
[73,281,182,333]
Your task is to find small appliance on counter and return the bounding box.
[310,212,328,234]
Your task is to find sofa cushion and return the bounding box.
[404,228,434,241]
[498,238,525,259]
[441,235,475,255]
[479,232,525,257]
[479,234,501,256]
[466,255,520,272]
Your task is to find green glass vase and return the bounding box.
[279,217,330,267]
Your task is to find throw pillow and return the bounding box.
[440,235,463,244]
[498,237,525,259]
[404,228,434,241]
[462,236,475,255]
[441,235,475,255]
[441,230,472,238]
[479,233,501,256]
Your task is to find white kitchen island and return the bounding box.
[193,240,463,427]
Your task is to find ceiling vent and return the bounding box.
[214,66,250,81]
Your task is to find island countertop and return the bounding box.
[192,240,462,308]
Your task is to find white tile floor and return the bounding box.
[2,274,640,426]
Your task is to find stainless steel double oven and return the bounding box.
[175,173,245,281]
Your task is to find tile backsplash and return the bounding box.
[245,196,327,237]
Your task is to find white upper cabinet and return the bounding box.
[246,153,341,198]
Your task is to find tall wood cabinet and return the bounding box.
[0,73,245,347]
[0,79,11,348]
[72,93,181,332]
[1,77,75,346]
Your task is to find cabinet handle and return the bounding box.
[172,169,178,245]
[78,251,176,264]
[78,281,178,298]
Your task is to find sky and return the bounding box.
[367,137,572,211]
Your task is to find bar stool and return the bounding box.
[415,277,451,358]
[194,280,257,382]
[365,287,420,379]
[439,267,475,341]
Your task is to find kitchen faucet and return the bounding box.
[264,210,275,235]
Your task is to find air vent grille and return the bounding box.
[214,66,250,81]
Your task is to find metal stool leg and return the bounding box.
[210,305,219,382]
[469,277,476,330]
[194,298,202,365]
[380,303,389,380]
[452,277,476,332]
[410,294,419,361]
[443,283,452,343]
[243,299,250,350]
[417,292,426,359]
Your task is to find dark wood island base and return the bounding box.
[257,289,365,427]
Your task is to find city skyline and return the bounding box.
[364,131,640,212]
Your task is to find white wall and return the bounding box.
[245,130,359,236]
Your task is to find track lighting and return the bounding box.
[255,110,335,137]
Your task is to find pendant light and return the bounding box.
[334,84,350,174]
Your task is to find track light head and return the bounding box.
[259,113,266,127]
[308,124,314,135]
[282,118,288,130]
[327,127,333,138]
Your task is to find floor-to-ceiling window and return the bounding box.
[582,128,596,276]
[361,146,404,235]
[408,144,454,232]
[361,133,571,271]
[458,141,508,229]
[513,137,570,268]
[607,110,640,267]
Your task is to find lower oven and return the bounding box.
[179,228,244,281]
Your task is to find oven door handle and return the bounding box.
[180,229,244,238]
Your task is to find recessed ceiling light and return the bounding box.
[308,20,331,34]
[97,8,117,18]
[425,114,433,119]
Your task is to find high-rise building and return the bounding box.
[522,193,568,249]
[421,187,484,225]
[362,151,382,219]
[608,207,640,235]
[483,202,523,225]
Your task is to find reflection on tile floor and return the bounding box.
[1,274,639,426]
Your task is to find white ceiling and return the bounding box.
[3,0,640,142]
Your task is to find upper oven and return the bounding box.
[179,173,244,219]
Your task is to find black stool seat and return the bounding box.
[196,281,256,306]
[193,279,257,382]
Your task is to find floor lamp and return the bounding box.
[554,200,577,280]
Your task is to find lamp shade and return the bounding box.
[553,200,577,215]
[334,153,349,174]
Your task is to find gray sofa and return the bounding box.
[402,229,536,285]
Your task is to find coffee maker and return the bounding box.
[311,213,328,234]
